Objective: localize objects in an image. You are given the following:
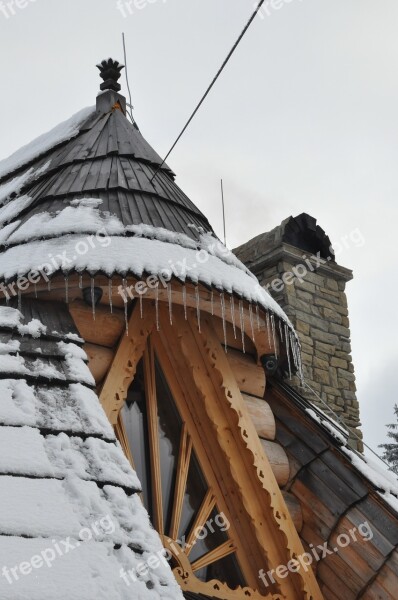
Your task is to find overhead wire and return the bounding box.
[150,0,266,182]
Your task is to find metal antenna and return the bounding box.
[221,179,227,246]
[122,32,135,124]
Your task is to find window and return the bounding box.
[119,345,247,593]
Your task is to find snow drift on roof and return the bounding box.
[0,106,95,181]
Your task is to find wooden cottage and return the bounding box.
[0,59,397,600]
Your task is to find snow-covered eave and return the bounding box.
[0,232,303,377]
[304,404,398,514]
[0,234,291,318]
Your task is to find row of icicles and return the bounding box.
[10,273,303,382]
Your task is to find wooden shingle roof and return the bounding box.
[0,298,183,600]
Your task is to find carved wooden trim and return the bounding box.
[144,340,164,535]
[162,537,282,600]
[158,305,323,600]
[99,302,155,424]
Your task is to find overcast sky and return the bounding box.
[0,0,397,458]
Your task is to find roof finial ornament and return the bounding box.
[96,58,125,92]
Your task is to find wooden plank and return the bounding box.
[185,490,217,556]
[84,343,114,384]
[165,306,323,600]
[191,540,236,573]
[69,299,125,348]
[226,348,266,398]
[282,491,303,532]
[99,302,155,424]
[243,393,275,440]
[144,340,164,535]
[169,424,192,540]
[152,331,262,590]
[261,440,290,486]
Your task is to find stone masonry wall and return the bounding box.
[236,233,363,452]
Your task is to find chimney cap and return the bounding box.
[96,58,125,92]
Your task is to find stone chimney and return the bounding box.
[235,213,363,451]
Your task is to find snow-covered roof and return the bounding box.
[0,81,299,361]
[305,401,398,512]
[0,299,183,600]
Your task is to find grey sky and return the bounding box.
[0,0,397,456]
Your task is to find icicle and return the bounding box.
[230,295,237,339]
[34,282,37,299]
[278,320,283,345]
[284,324,292,379]
[108,279,113,314]
[79,274,83,289]
[266,311,271,342]
[271,314,277,359]
[91,277,96,321]
[65,275,69,304]
[182,285,187,320]
[290,332,298,369]
[122,278,128,334]
[47,279,51,292]
[239,300,245,354]
[139,293,143,319]
[195,286,201,333]
[155,284,160,331]
[249,303,255,343]
[256,304,261,331]
[220,293,227,351]
[297,345,304,385]
[210,290,214,316]
[17,289,22,313]
[167,283,173,326]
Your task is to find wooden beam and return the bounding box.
[260,440,290,487]
[69,299,125,348]
[144,340,164,535]
[242,393,276,441]
[170,424,193,540]
[99,302,155,424]
[84,343,114,385]
[282,491,303,533]
[226,349,266,398]
[27,273,280,360]
[191,540,236,573]
[152,331,263,591]
[163,306,323,600]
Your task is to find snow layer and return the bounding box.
[0,379,114,439]
[0,307,47,337]
[0,426,54,477]
[0,537,181,600]
[0,234,290,324]
[305,408,348,444]
[342,447,398,512]
[6,206,125,244]
[44,433,140,489]
[0,477,82,537]
[0,107,95,180]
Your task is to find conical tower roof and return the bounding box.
[0,58,299,368]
